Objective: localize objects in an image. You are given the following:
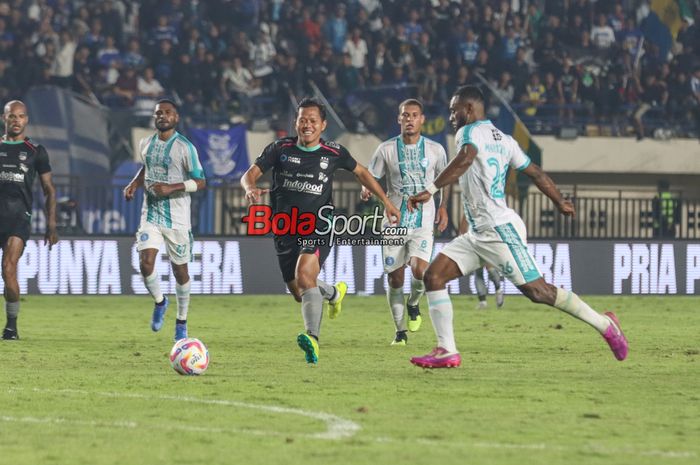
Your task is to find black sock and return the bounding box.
[5,317,17,330]
[176,319,187,325]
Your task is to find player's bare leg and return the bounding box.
[140,248,169,332]
[172,263,190,341]
[518,279,628,361]
[2,237,24,340]
[410,254,463,368]
[387,266,407,345]
[406,257,428,332]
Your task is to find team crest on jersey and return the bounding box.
[19,152,27,161]
[385,256,395,266]
[319,156,329,170]
[140,233,149,242]
[420,158,428,168]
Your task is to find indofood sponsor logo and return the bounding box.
[282,178,324,195]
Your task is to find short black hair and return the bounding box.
[398,98,423,113]
[297,97,326,121]
[156,98,179,112]
[453,85,485,104]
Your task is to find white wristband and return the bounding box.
[426,183,438,195]
[184,179,198,193]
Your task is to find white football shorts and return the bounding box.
[136,222,193,265]
[439,217,542,286]
[382,227,434,273]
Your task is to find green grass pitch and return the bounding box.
[0,294,698,465]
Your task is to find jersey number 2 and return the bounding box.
[487,157,506,199]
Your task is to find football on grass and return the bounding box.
[169,338,210,375]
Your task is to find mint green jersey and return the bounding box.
[138,132,205,229]
[455,120,531,234]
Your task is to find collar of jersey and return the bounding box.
[296,143,321,152]
[155,131,179,143]
[1,138,26,145]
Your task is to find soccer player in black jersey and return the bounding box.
[1,100,58,340]
[241,97,400,364]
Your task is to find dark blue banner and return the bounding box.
[188,125,249,184]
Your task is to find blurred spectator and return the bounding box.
[150,15,178,46]
[0,59,16,100]
[136,67,164,111]
[633,73,668,140]
[501,25,522,62]
[299,10,322,46]
[523,72,546,116]
[82,18,104,51]
[221,57,255,98]
[559,58,580,122]
[324,4,348,54]
[609,4,626,39]
[535,31,561,76]
[403,9,422,44]
[591,13,616,50]
[417,62,438,103]
[97,36,120,68]
[278,54,304,97]
[249,23,276,85]
[51,30,76,87]
[123,38,145,69]
[112,66,138,107]
[620,17,643,58]
[458,28,479,65]
[343,27,368,71]
[151,39,175,89]
[336,53,362,92]
[488,71,514,118]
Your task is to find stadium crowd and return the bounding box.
[0,0,698,137]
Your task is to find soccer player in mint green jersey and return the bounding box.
[361,99,449,346]
[407,86,628,368]
[124,99,206,342]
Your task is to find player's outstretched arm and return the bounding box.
[353,164,400,224]
[39,171,58,249]
[521,162,575,217]
[124,166,145,201]
[408,144,477,211]
[150,177,206,197]
[240,164,269,204]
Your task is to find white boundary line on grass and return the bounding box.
[5,388,360,440]
[4,388,697,460]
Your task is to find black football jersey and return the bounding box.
[0,138,51,220]
[254,137,358,217]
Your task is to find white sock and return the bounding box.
[317,279,336,302]
[144,271,164,303]
[554,288,610,334]
[5,301,20,319]
[387,286,407,332]
[301,287,323,338]
[407,277,425,306]
[176,281,191,321]
[426,289,457,353]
